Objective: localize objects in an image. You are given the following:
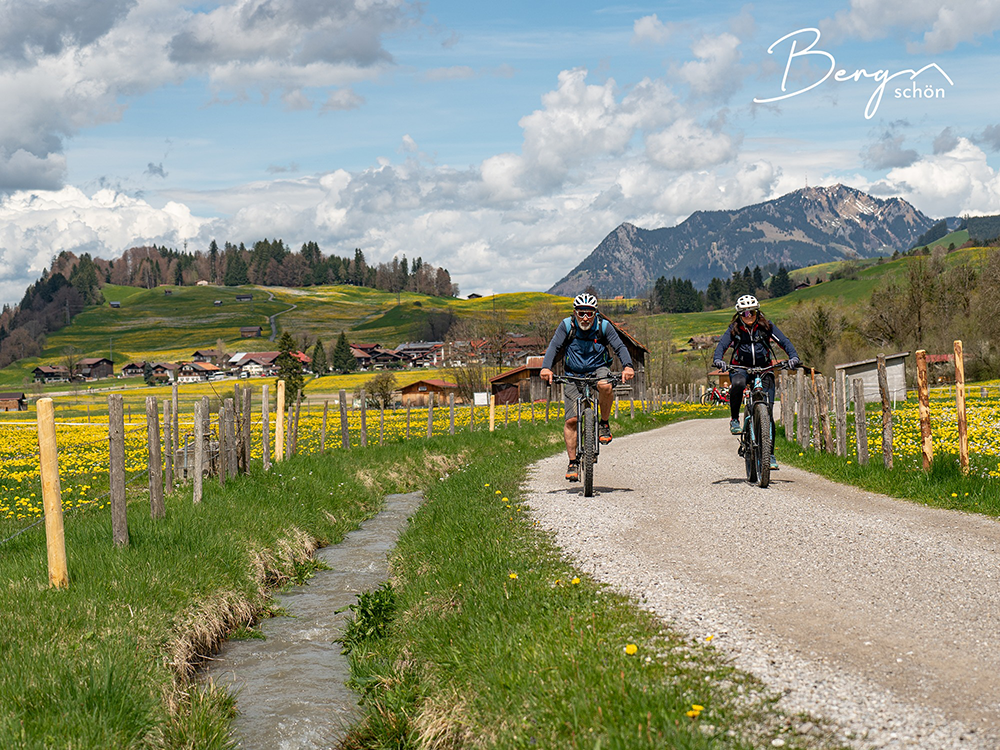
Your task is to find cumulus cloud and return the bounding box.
[645,119,738,170]
[933,127,960,154]
[880,138,1000,215]
[674,33,746,101]
[0,0,416,193]
[822,0,1000,53]
[632,14,673,45]
[974,124,1000,152]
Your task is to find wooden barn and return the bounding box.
[834,352,910,402]
[0,392,26,411]
[400,379,459,407]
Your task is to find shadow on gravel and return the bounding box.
[711,477,795,486]
[546,486,636,496]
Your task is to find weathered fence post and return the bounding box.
[164,400,173,494]
[852,377,869,465]
[217,405,227,485]
[545,385,551,423]
[108,395,128,544]
[339,389,349,449]
[146,396,164,519]
[489,395,496,431]
[835,369,847,457]
[290,396,301,456]
[406,406,411,438]
[449,393,456,435]
[225,398,238,475]
[37,398,69,588]
[915,349,933,471]
[242,386,252,472]
[320,400,328,452]
[262,384,271,471]
[955,339,969,474]
[193,400,204,504]
[360,391,367,447]
[817,376,834,453]
[275,380,285,462]
[379,407,385,446]
[876,354,893,469]
[427,399,434,438]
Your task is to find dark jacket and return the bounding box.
[713,319,798,368]
[541,316,634,375]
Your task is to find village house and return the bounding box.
[32,365,70,383]
[150,362,179,383]
[395,341,445,368]
[0,392,27,411]
[120,361,147,378]
[177,362,221,383]
[191,349,224,364]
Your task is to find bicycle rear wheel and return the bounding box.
[753,402,772,488]
[582,406,596,497]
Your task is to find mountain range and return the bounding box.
[548,184,936,297]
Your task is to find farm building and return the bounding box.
[0,392,26,411]
[76,357,114,380]
[121,362,147,378]
[490,357,547,404]
[240,326,263,338]
[109,301,121,308]
[150,362,179,382]
[235,294,253,302]
[192,349,224,363]
[177,362,221,383]
[400,379,459,407]
[834,352,910,402]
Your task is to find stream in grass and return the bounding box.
[208,491,423,749]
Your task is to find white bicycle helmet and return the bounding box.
[573,292,598,310]
[735,294,759,312]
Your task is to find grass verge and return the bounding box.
[339,412,850,750]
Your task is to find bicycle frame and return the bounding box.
[727,362,789,488]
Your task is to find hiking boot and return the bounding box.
[565,460,580,482]
[730,418,742,434]
[598,421,613,445]
[769,455,779,470]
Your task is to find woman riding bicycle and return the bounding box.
[712,295,799,471]
[539,293,635,481]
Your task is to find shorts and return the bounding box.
[563,366,612,421]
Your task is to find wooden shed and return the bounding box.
[400,379,459,407]
[834,352,910,403]
[490,357,547,404]
[240,326,262,338]
[0,392,26,411]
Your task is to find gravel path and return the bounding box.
[524,418,1000,749]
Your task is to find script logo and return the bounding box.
[753,28,954,119]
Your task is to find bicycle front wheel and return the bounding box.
[582,406,596,497]
[700,392,712,405]
[753,402,772,488]
[743,412,757,483]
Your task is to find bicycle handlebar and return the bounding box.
[720,361,794,375]
[552,372,624,385]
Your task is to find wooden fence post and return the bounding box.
[379,407,385,446]
[224,398,237,475]
[108,395,129,544]
[275,380,285,462]
[798,377,811,450]
[489,395,496,431]
[852,377,869,466]
[320,400,329,452]
[242,386,252,472]
[449,393,456,435]
[262,384,271,471]
[339,389,349,449]
[545,386,551,423]
[217,405,227,485]
[406,406,411,438]
[915,349,933,471]
[360,391,367,447]
[164,400,173,494]
[37,398,69,588]
[835,369,847,456]
[146,396,164,519]
[290,396,301,456]
[427,399,434,438]
[470,402,476,432]
[172,382,179,452]
[876,354,893,469]
[955,340,969,474]
[817,376,834,453]
[193,400,204,503]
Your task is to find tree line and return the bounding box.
[649,265,795,313]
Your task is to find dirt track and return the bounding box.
[525,418,1000,749]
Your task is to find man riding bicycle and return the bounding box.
[540,293,635,481]
[713,295,799,471]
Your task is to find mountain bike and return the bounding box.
[700,383,730,405]
[724,361,792,488]
[553,373,622,497]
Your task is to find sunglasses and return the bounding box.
[576,309,596,318]
[740,309,757,318]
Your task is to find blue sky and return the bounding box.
[0,0,998,306]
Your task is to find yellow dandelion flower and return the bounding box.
[705,634,714,642]
[571,577,580,585]
[624,643,637,655]
[691,704,704,711]
[509,572,518,580]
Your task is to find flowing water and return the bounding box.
[208,491,423,750]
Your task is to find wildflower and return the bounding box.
[624,643,637,655]
[571,577,580,585]
[502,497,508,502]
[509,572,517,580]
[951,493,958,497]
[495,490,501,495]
[705,634,714,642]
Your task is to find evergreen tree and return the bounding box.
[311,339,328,375]
[208,240,219,283]
[769,266,793,298]
[752,265,764,290]
[223,250,249,286]
[331,331,357,374]
[705,278,725,309]
[275,331,304,400]
[143,362,155,386]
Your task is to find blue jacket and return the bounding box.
[713,319,798,368]
[541,316,634,375]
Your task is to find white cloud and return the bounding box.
[675,32,746,101]
[645,119,738,170]
[632,14,673,45]
[880,138,1000,215]
[822,0,1000,53]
